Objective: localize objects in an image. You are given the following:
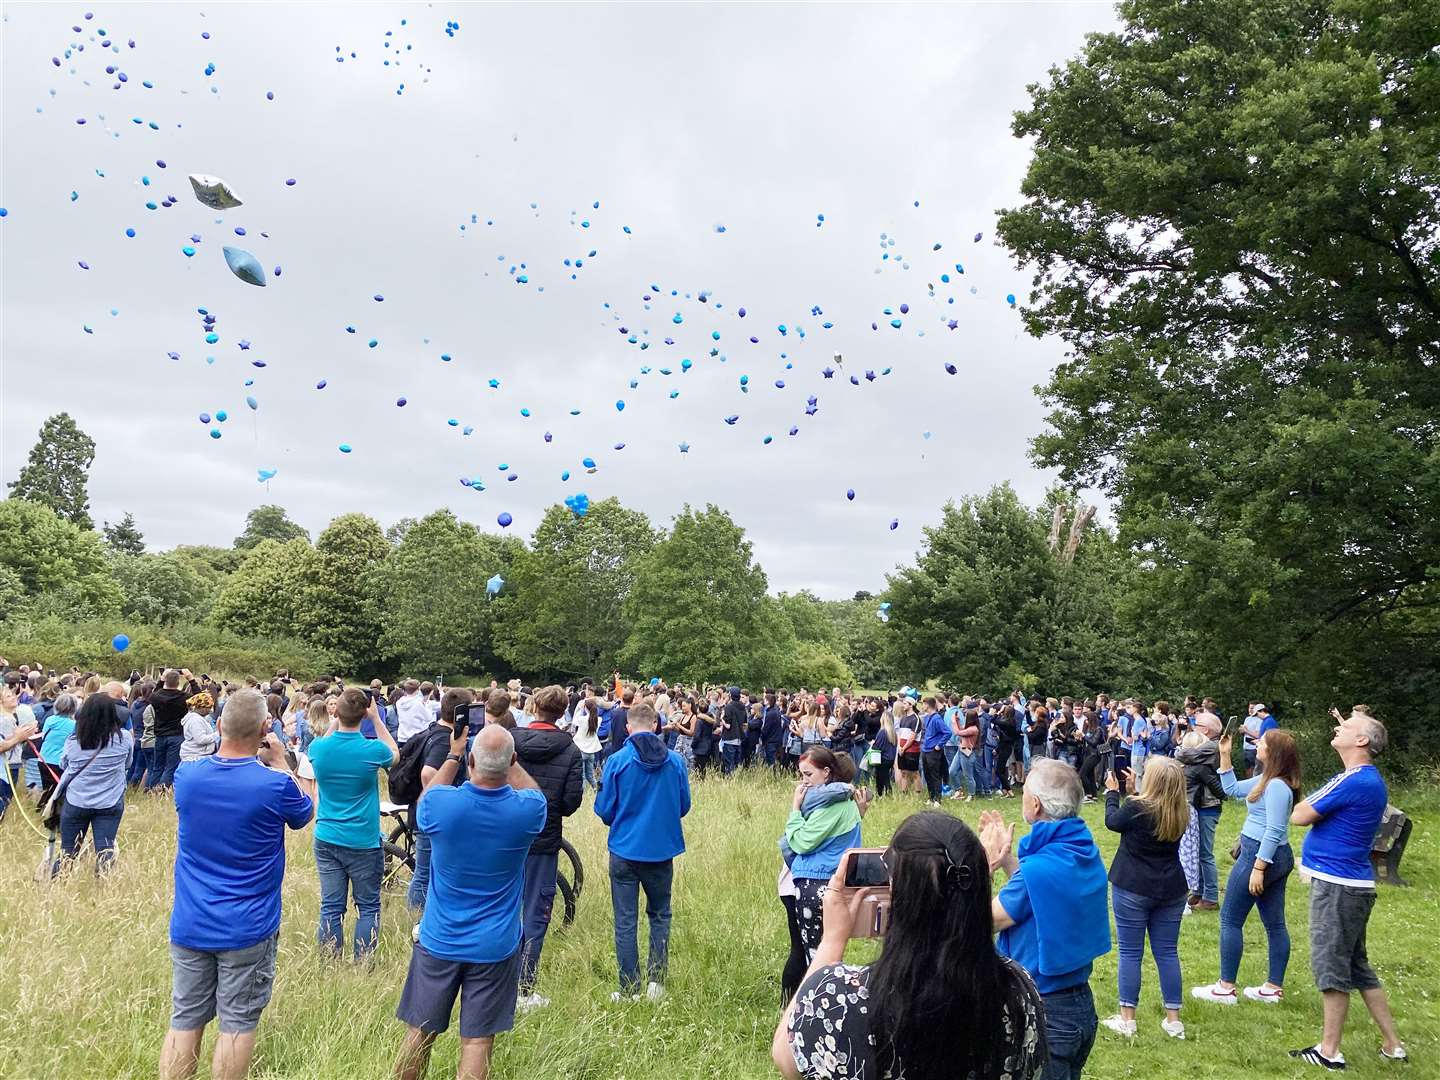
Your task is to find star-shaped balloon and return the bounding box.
[678,441,690,453]
[822,367,835,379]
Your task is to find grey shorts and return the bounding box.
[396,943,521,1039]
[170,934,278,1034]
[1309,877,1381,993]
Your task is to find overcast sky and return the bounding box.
[1,2,1115,599]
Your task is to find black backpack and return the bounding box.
[388,727,440,805]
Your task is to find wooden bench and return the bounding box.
[1371,805,1412,886]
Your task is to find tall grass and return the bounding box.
[0,770,1435,1078]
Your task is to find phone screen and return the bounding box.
[1223,715,1239,741]
[843,850,890,889]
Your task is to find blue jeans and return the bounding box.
[949,749,980,796]
[0,764,16,818]
[762,742,780,767]
[720,743,741,775]
[1196,808,1220,902]
[1112,885,1185,1010]
[58,798,125,874]
[519,851,558,993]
[407,830,432,913]
[1220,835,1293,986]
[978,745,995,794]
[850,739,869,771]
[315,838,382,959]
[146,735,183,791]
[581,751,601,791]
[127,744,151,786]
[609,853,672,993]
[1041,983,1097,1080]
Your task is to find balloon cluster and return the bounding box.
[563,492,591,518]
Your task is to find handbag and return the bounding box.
[865,746,883,767]
[41,740,105,832]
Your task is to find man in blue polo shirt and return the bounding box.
[394,723,546,1080]
[160,689,313,1080]
[307,687,398,960]
[1288,711,1405,1070]
[982,759,1110,1080]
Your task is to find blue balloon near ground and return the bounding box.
[112,634,130,652]
[223,245,266,286]
[497,512,513,528]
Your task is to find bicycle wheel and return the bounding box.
[556,871,577,927]
[559,837,584,898]
[381,821,414,890]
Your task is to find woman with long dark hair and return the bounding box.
[1191,728,1303,1005]
[991,704,1020,796]
[55,690,134,874]
[773,812,1046,1079]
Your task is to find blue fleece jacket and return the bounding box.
[595,732,690,862]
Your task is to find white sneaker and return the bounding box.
[411,924,421,943]
[517,993,550,1010]
[1191,982,1238,1005]
[610,991,639,1003]
[1243,984,1283,1004]
[1101,1015,1137,1038]
[1162,1018,1186,1039]
[646,981,666,1002]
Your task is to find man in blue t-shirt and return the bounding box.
[160,688,313,1080]
[1288,711,1406,1070]
[394,722,546,1080]
[982,759,1110,1080]
[307,687,399,960]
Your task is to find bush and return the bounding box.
[0,614,337,681]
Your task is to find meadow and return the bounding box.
[1,769,1436,1079]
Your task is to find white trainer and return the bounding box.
[1243,984,1283,1004]
[1161,1018,1186,1039]
[1191,982,1239,1005]
[517,993,550,1010]
[1100,1015,1136,1038]
[646,981,667,1002]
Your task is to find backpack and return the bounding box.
[387,727,441,805]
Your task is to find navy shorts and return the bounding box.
[396,943,521,1039]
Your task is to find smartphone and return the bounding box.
[364,688,376,705]
[1223,715,1239,741]
[453,702,472,732]
[839,848,892,938]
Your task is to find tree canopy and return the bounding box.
[103,512,146,556]
[996,0,1440,719]
[234,504,309,550]
[7,412,97,530]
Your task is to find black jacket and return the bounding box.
[149,686,192,739]
[513,724,583,855]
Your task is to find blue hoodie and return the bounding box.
[595,732,691,862]
[996,816,1110,994]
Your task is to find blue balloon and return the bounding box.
[222,245,266,286]
[486,573,505,595]
[111,633,130,652]
[497,512,513,528]
[846,489,855,501]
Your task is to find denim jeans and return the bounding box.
[581,751,601,791]
[1220,835,1293,986]
[146,735,183,791]
[849,739,869,771]
[720,742,741,776]
[978,745,995,794]
[1041,983,1097,1080]
[127,744,151,786]
[315,838,382,959]
[608,853,672,993]
[943,743,958,771]
[949,749,980,796]
[1196,807,1221,902]
[1112,884,1186,1010]
[58,798,125,874]
[762,743,780,767]
[519,851,558,993]
[407,830,432,913]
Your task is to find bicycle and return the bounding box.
[379,802,585,927]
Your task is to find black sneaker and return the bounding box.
[1290,1046,1346,1070]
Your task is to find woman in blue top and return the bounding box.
[38,692,79,801]
[56,691,135,875]
[784,746,864,963]
[1191,728,1303,1006]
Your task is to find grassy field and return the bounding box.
[0,769,1436,1079]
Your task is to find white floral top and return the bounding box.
[787,959,1046,1079]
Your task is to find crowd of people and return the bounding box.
[0,658,1411,1079]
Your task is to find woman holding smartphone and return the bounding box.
[773,812,1045,1080]
[784,747,864,963]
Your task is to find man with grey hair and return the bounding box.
[1287,711,1405,1069]
[980,759,1110,1080]
[394,722,545,1080]
[161,689,313,1080]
